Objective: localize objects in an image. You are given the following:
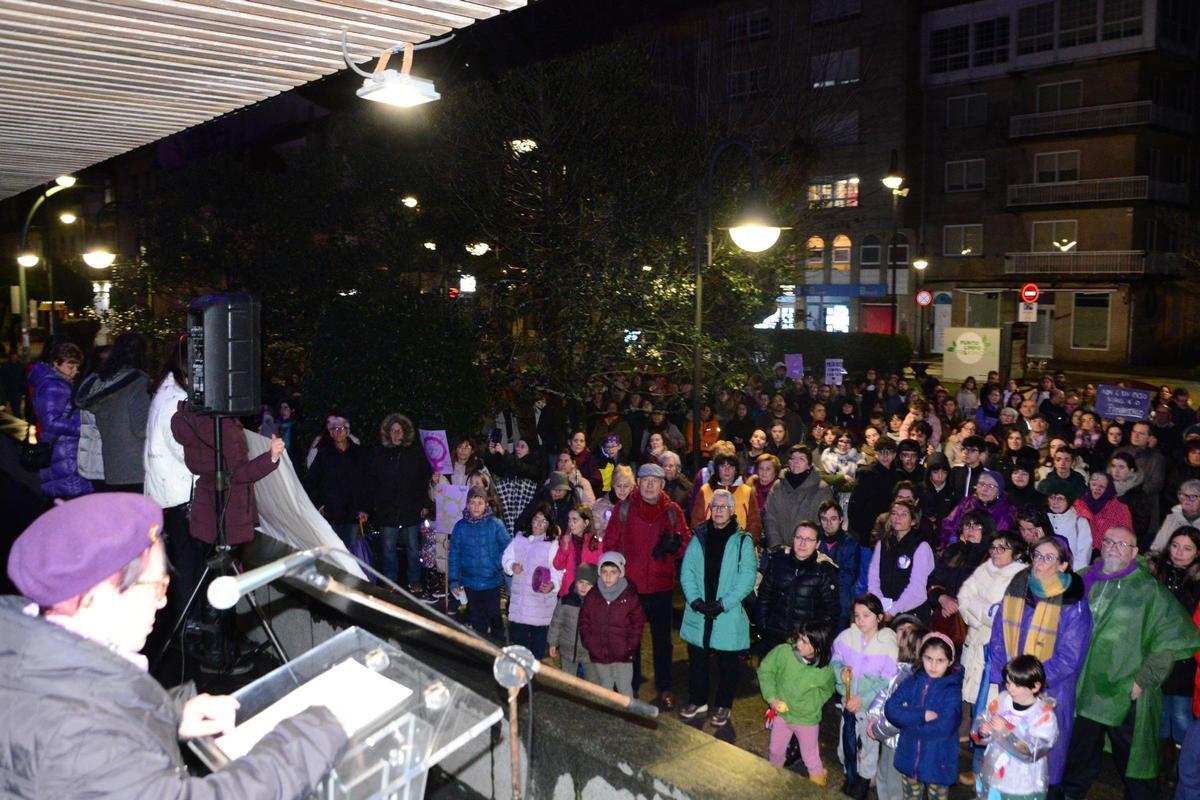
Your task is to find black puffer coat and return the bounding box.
[0,596,347,798]
[368,441,432,527]
[754,548,841,642]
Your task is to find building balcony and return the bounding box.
[1003,250,1184,275]
[1008,100,1194,138]
[1006,176,1188,206]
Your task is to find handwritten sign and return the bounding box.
[784,353,805,379]
[433,483,468,535]
[1094,384,1152,421]
[419,429,452,474]
[824,358,844,386]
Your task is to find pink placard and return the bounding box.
[419,429,452,474]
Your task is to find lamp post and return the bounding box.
[692,138,782,473]
[882,150,906,336]
[16,175,79,346]
[912,248,929,358]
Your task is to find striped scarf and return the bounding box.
[1001,569,1068,663]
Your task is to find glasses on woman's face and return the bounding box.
[962,521,983,530]
[989,543,1011,553]
[1031,551,1059,564]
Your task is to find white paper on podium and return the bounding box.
[214,657,413,759]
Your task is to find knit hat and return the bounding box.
[575,563,599,586]
[977,469,1005,492]
[598,551,626,574]
[920,631,957,663]
[1038,474,1081,503]
[603,434,621,447]
[548,471,570,491]
[637,463,666,480]
[8,494,163,606]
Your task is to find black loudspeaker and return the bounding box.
[186,293,260,416]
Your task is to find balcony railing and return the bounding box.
[1003,250,1184,275]
[1009,100,1194,138]
[1007,176,1188,206]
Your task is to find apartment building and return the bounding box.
[656,0,926,337]
[917,0,1199,366]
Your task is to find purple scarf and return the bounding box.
[1081,480,1116,515]
[1082,557,1137,595]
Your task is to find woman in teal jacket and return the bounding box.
[677,489,757,728]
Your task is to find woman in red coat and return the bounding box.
[1072,471,1132,556]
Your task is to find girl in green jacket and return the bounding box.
[759,621,836,785]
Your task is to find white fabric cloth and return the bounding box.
[142,378,193,507]
[957,558,1026,702]
[246,430,365,579]
[1047,507,1092,572]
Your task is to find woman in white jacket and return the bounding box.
[142,338,199,648]
[1042,485,1092,572]
[957,530,1026,709]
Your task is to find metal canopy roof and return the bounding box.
[0,0,526,200]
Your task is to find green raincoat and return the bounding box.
[1076,561,1200,779]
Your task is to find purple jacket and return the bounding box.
[29,362,92,499]
[502,534,563,626]
[940,494,1016,549]
[986,571,1091,785]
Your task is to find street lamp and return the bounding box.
[17,253,39,268]
[912,246,929,359]
[58,212,77,225]
[882,149,908,336]
[692,138,784,472]
[16,174,79,345]
[83,249,116,269]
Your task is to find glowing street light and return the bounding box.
[465,242,491,256]
[401,195,418,208]
[59,212,77,224]
[82,249,116,269]
[54,175,76,188]
[17,253,40,268]
[726,188,783,253]
[423,241,437,251]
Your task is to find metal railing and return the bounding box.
[1003,250,1185,275]
[1008,100,1193,138]
[1006,176,1187,206]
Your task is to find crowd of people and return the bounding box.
[6,336,1200,800]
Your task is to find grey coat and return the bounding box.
[75,367,150,485]
[547,592,591,664]
[763,469,835,550]
[0,596,347,799]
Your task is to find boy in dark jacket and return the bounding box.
[578,552,645,698]
[548,562,597,682]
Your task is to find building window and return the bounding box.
[812,0,861,23]
[943,224,983,256]
[1035,150,1080,182]
[1017,2,1056,55]
[816,111,860,145]
[1102,0,1143,40]
[1032,220,1078,251]
[1059,0,1099,47]
[1072,292,1110,349]
[805,236,825,280]
[832,234,852,270]
[889,232,909,265]
[727,67,769,98]
[945,159,986,191]
[726,9,770,43]
[973,17,1011,66]
[807,176,860,207]
[929,24,969,73]
[860,234,881,265]
[946,93,988,127]
[1036,80,1083,112]
[810,48,861,87]
[824,304,851,333]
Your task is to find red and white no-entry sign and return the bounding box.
[915,290,932,307]
[1020,283,1040,303]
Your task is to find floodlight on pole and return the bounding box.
[343,33,450,108]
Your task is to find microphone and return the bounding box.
[207,547,332,610]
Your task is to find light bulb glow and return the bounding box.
[465,242,491,256]
[882,175,904,190]
[728,223,781,253]
[59,212,77,224]
[459,274,477,293]
[55,175,76,188]
[17,253,40,267]
[423,241,437,251]
[913,256,929,270]
[401,196,418,208]
[82,249,116,269]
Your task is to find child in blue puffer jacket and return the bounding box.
[884,632,963,800]
[449,487,511,639]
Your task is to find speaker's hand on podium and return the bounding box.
[178,693,240,739]
[269,435,285,463]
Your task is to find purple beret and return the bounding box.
[7,494,164,606]
[603,434,621,446]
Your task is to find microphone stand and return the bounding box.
[292,568,660,800]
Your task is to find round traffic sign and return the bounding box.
[915,290,932,307]
[1020,283,1040,303]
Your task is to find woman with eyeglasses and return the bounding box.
[303,417,369,549]
[957,531,1026,725]
[755,520,841,654]
[920,511,992,638]
[939,469,1016,551]
[987,537,1092,795]
[1151,477,1200,552]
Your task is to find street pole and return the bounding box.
[888,189,899,336]
[18,184,71,346]
[693,137,762,475]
